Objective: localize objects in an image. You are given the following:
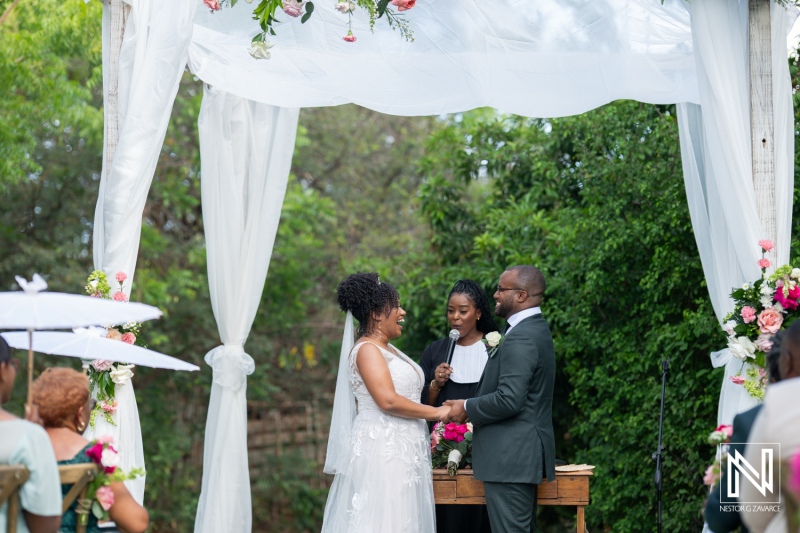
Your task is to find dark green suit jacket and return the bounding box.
[466,314,556,484]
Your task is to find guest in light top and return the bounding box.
[0,337,62,533]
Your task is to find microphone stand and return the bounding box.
[652,358,669,533]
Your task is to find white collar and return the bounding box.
[506,307,542,332]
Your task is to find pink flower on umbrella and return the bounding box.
[282,0,304,17]
[758,240,774,252]
[204,0,220,10]
[115,272,127,283]
[92,359,113,372]
[758,258,771,270]
[343,30,357,42]
[121,332,136,345]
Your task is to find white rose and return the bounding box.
[792,268,800,280]
[100,448,120,469]
[485,331,502,347]
[722,320,736,336]
[248,40,275,60]
[110,364,135,385]
[728,336,756,361]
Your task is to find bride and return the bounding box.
[322,272,450,532]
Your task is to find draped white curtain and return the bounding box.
[193,86,299,533]
[90,0,197,504]
[677,0,797,427]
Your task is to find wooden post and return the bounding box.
[749,0,777,262]
[105,0,130,178]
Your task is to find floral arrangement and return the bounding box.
[430,421,473,476]
[702,424,732,488]
[722,240,800,400]
[76,436,144,525]
[203,0,415,60]
[482,331,503,358]
[85,271,142,428]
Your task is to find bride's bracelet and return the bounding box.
[430,379,442,392]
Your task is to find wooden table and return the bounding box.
[433,468,592,533]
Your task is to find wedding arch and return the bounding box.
[89,0,797,530]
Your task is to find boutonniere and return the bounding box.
[482,331,504,358]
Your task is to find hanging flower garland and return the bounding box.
[204,0,416,59]
[85,270,143,428]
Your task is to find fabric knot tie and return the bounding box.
[205,344,254,391]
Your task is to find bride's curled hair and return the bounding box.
[337,272,400,337]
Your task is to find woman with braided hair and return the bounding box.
[322,272,449,533]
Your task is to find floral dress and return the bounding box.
[321,342,436,532]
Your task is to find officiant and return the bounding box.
[419,279,497,533]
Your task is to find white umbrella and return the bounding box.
[1,329,199,372]
[0,274,163,403]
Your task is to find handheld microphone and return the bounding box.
[444,329,460,366]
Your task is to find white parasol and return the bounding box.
[0,274,163,403]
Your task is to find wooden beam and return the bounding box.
[105,0,130,179]
[749,0,777,262]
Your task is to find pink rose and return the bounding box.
[101,400,118,413]
[758,258,771,270]
[95,485,115,511]
[92,359,113,372]
[282,0,304,17]
[757,307,783,334]
[714,425,733,438]
[112,291,128,302]
[96,435,114,445]
[342,31,357,43]
[730,375,745,385]
[430,430,441,451]
[121,332,136,345]
[203,0,220,10]
[775,283,800,311]
[703,465,717,486]
[740,306,756,324]
[85,443,104,464]
[115,272,127,283]
[758,240,774,252]
[390,0,415,11]
[754,334,773,353]
[787,452,800,499]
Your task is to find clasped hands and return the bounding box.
[434,399,468,424]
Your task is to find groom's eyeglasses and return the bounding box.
[496,286,525,293]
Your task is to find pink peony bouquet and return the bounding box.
[76,436,144,525]
[430,421,473,476]
[722,240,800,400]
[84,270,146,428]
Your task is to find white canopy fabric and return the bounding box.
[189,0,699,117]
[193,87,299,533]
[91,0,798,530]
[677,0,797,428]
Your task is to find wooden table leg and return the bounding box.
[576,506,585,533]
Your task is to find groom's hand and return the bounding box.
[443,399,468,424]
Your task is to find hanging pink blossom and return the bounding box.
[390,0,416,11]
[758,239,774,252]
[729,375,745,385]
[282,0,304,17]
[115,272,127,283]
[343,31,357,42]
[112,291,128,302]
[758,258,771,269]
[204,0,221,10]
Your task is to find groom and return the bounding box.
[445,265,556,533]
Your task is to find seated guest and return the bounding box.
[705,331,785,533]
[31,368,148,533]
[741,322,800,533]
[0,337,62,533]
[420,279,497,533]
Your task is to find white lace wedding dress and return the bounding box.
[321,341,436,532]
